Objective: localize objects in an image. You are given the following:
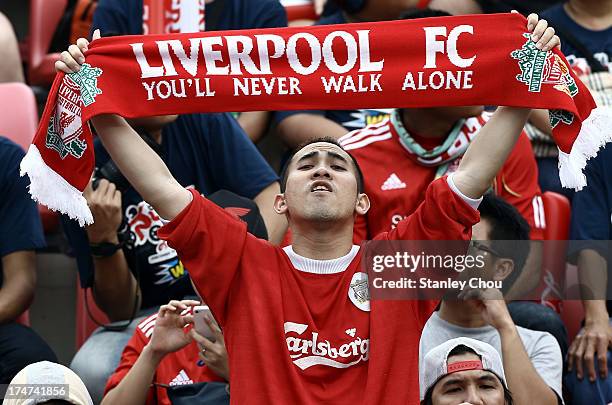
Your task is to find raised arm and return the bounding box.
[452,14,560,199]
[56,32,191,220]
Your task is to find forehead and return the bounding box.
[438,369,500,386]
[292,142,351,163]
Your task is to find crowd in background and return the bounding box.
[0,0,610,404]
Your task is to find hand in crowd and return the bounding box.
[568,319,612,382]
[459,288,514,332]
[54,29,101,74]
[523,12,560,52]
[84,178,122,244]
[147,299,200,359]
[189,314,230,381]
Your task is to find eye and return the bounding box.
[331,165,347,171]
[444,387,462,394]
[481,385,496,390]
[298,164,313,170]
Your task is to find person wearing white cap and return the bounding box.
[420,337,513,405]
[2,361,93,405]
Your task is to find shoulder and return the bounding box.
[316,12,346,26]
[540,3,566,22]
[516,326,560,354]
[136,312,159,341]
[0,136,24,165]
[338,118,393,152]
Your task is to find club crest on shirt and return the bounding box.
[349,272,370,312]
[45,76,87,159]
[511,34,578,97]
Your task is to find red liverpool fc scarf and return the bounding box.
[20,13,612,226]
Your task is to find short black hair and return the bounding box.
[399,8,453,20]
[422,344,513,405]
[279,137,365,194]
[477,194,531,292]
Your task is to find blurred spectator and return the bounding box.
[63,113,282,403]
[420,337,512,405]
[3,361,93,405]
[101,299,228,405]
[419,195,563,404]
[566,144,612,404]
[0,136,57,385]
[0,12,23,83]
[341,9,545,302]
[92,0,288,142]
[435,0,564,15]
[275,0,433,148]
[528,0,611,198]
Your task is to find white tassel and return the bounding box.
[19,144,93,226]
[558,106,612,191]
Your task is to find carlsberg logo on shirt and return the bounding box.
[284,322,369,370]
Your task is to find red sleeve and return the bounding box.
[413,300,440,329]
[378,177,480,241]
[497,132,544,240]
[104,329,156,405]
[157,188,248,325]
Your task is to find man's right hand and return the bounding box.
[84,178,122,244]
[568,318,612,382]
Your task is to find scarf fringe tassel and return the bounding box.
[559,106,612,191]
[20,144,93,226]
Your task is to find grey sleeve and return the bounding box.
[527,332,565,404]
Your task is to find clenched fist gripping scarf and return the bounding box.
[20,13,612,226]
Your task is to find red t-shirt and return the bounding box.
[104,313,225,405]
[158,178,480,404]
[340,112,545,242]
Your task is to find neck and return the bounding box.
[400,109,455,139]
[566,0,612,30]
[289,219,355,260]
[438,300,488,328]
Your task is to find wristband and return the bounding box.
[89,241,124,258]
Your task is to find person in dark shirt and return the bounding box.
[566,144,612,405]
[93,0,288,142]
[0,137,57,384]
[531,0,612,198]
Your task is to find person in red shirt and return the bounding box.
[339,9,546,303]
[58,15,559,404]
[102,299,228,405]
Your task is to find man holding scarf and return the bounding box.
[54,14,561,404]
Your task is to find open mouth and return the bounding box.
[311,182,332,193]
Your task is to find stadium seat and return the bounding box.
[281,0,317,22]
[0,82,38,150]
[537,192,571,310]
[0,82,59,233]
[28,0,67,86]
[75,276,109,349]
[533,191,584,340]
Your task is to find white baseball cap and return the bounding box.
[420,337,507,401]
[2,361,93,405]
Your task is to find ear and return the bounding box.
[355,193,370,216]
[274,193,288,215]
[492,259,514,282]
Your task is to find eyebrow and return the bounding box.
[295,150,349,164]
[440,373,500,388]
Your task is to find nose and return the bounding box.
[312,165,331,179]
[463,386,484,405]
